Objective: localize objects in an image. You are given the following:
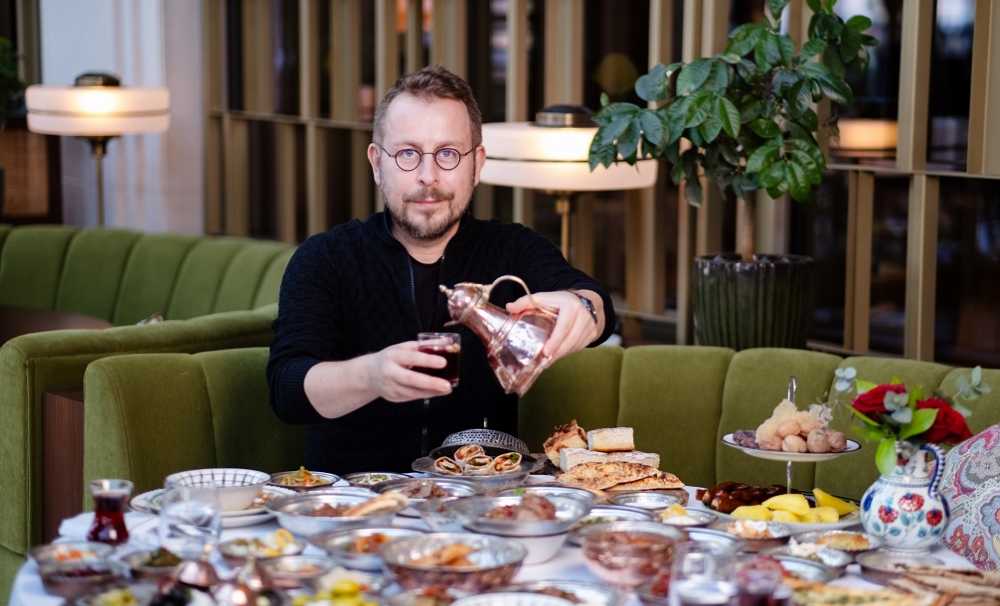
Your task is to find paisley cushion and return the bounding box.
[940,423,1000,570]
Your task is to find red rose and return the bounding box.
[852,384,906,416]
[916,397,973,444]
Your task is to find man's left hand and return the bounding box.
[506,290,600,363]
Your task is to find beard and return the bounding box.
[383,178,474,241]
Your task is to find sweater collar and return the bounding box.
[368,209,477,255]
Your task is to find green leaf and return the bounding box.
[900,408,939,441]
[635,72,663,103]
[717,97,741,139]
[756,32,782,70]
[806,0,822,11]
[786,160,811,202]
[639,110,664,146]
[875,438,898,477]
[704,61,729,93]
[600,114,632,144]
[786,138,826,171]
[768,0,790,19]
[777,35,795,64]
[788,149,821,185]
[720,53,742,65]
[740,99,765,124]
[851,408,880,428]
[746,141,780,173]
[727,25,764,57]
[801,38,826,57]
[856,380,877,394]
[599,92,610,108]
[676,59,713,96]
[760,161,786,190]
[616,121,641,159]
[846,15,873,32]
[699,113,723,143]
[750,118,782,139]
[684,92,714,128]
[684,177,703,206]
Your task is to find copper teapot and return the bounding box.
[439,275,557,396]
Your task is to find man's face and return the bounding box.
[367,93,486,241]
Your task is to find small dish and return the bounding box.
[343,471,410,487]
[453,593,574,606]
[218,529,306,565]
[119,548,183,581]
[414,497,469,532]
[658,507,717,528]
[567,505,655,547]
[579,521,684,589]
[268,492,406,537]
[311,526,427,571]
[381,532,527,593]
[39,558,128,599]
[609,492,682,512]
[499,580,621,606]
[684,527,745,552]
[377,478,477,517]
[856,550,945,585]
[498,485,596,504]
[792,529,881,553]
[765,544,852,571]
[768,554,839,582]
[716,520,791,551]
[29,541,112,566]
[259,555,334,589]
[269,468,340,490]
[164,467,270,512]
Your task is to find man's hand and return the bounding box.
[365,341,453,402]
[506,290,601,363]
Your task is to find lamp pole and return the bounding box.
[88,137,111,226]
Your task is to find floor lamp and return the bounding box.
[25,72,170,226]
[480,105,657,258]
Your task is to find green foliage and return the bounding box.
[589,0,875,206]
[0,36,25,126]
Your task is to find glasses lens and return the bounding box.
[395,148,421,171]
[435,148,461,170]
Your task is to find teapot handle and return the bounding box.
[487,275,559,318]
[920,443,945,499]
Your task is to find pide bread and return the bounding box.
[559,448,660,472]
[586,427,635,452]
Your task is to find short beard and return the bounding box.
[385,194,464,241]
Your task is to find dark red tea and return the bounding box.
[417,343,461,387]
[87,481,131,546]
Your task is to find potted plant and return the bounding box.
[588,0,876,349]
[0,35,27,214]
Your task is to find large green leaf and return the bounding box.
[875,438,898,478]
[684,92,714,128]
[900,408,939,441]
[600,114,632,144]
[740,99,765,124]
[759,161,786,190]
[676,59,713,95]
[617,121,641,159]
[846,15,873,32]
[787,149,821,185]
[727,24,764,57]
[750,118,781,139]
[786,159,811,202]
[639,109,664,146]
[768,0,790,19]
[717,97,741,139]
[704,61,729,93]
[801,37,826,57]
[756,32,782,69]
[746,140,780,173]
[699,112,723,143]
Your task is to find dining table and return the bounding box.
[10,484,971,605]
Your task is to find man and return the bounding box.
[267,66,615,473]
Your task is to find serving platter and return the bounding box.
[721,433,861,463]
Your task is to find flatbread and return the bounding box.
[543,420,588,465]
[605,471,684,491]
[557,461,659,491]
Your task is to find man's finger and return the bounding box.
[505,295,535,314]
[395,349,447,369]
[397,367,453,393]
[543,306,575,357]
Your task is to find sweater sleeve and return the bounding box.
[508,225,617,346]
[266,235,344,424]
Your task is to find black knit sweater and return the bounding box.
[267,211,616,473]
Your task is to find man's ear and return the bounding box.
[367,143,382,186]
[472,144,486,187]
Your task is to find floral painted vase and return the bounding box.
[860,442,949,552]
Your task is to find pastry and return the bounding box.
[586,427,635,452]
[491,452,522,473]
[543,420,588,465]
[605,470,683,491]
[558,461,659,491]
[433,456,462,475]
[453,444,484,463]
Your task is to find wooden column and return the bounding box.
[42,391,85,544]
[203,0,225,234]
[967,0,1000,174]
[375,0,400,100]
[275,124,298,243]
[406,0,424,74]
[242,0,274,113]
[301,0,327,234]
[904,175,939,360]
[331,0,362,122]
[844,171,874,353]
[896,0,933,172]
[507,0,534,226]
[430,0,467,78]
[15,0,41,84]
[223,116,250,236]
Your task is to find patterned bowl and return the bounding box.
[164,468,269,512]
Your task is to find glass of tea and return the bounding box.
[668,541,737,606]
[417,332,461,387]
[86,479,133,546]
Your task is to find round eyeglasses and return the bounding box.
[376,144,476,172]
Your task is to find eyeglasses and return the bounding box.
[376,144,476,172]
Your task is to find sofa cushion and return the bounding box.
[253,248,294,309]
[518,347,623,453]
[112,234,198,325]
[0,226,78,310]
[166,239,247,320]
[213,244,288,314]
[715,348,842,492]
[55,229,142,322]
[0,224,13,254]
[815,356,953,499]
[618,346,733,489]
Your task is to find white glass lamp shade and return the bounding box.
[26,85,170,137]
[480,121,657,191]
[832,118,897,151]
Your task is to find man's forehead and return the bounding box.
[382,93,472,147]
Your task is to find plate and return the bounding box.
[721,433,861,462]
[130,485,294,518]
[609,492,682,512]
[792,529,882,553]
[710,508,862,532]
[499,580,621,606]
[268,469,341,490]
[412,447,544,488]
[567,505,654,547]
[769,554,839,582]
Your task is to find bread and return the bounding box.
[587,427,635,452]
[557,461,658,491]
[607,450,660,469]
[559,447,608,471]
[605,471,683,491]
[543,420,588,465]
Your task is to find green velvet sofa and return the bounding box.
[0,225,293,598]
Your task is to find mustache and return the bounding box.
[404,188,454,203]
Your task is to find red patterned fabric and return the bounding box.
[940,423,1000,570]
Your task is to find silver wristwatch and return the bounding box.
[573,292,598,324]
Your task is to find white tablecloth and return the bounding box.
[10,487,971,605]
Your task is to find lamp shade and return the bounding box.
[26,85,170,137]
[832,118,897,152]
[480,121,657,192]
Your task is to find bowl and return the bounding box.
[268,468,340,491]
[311,526,427,571]
[766,544,852,571]
[382,586,470,606]
[498,580,621,606]
[381,532,527,593]
[715,520,791,551]
[308,486,378,498]
[452,593,575,606]
[448,495,591,564]
[498,485,596,505]
[568,505,655,546]
[609,492,682,512]
[579,521,684,589]
[39,558,128,599]
[259,555,334,589]
[29,541,112,566]
[792,529,881,554]
[658,508,717,528]
[218,531,306,566]
[376,478,478,516]
[414,497,470,532]
[164,467,270,512]
[343,471,410,487]
[118,548,183,581]
[766,553,839,582]
[267,492,405,537]
[635,571,671,606]
[684,527,744,552]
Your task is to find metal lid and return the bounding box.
[534,105,595,128]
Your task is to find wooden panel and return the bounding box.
[430,0,467,78]
[331,0,362,122]
[204,116,223,234]
[299,0,321,118]
[507,0,532,227]
[275,123,298,243]
[223,116,250,236]
[350,129,372,219]
[572,196,595,275]
[242,0,274,113]
[896,0,933,172]
[43,390,84,544]
[844,171,874,352]
[544,0,584,104]
[375,0,399,100]
[305,123,328,234]
[203,0,224,110]
[0,128,52,217]
[15,0,41,84]
[967,0,1000,174]
[700,0,730,56]
[406,0,423,74]
[904,174,939,360]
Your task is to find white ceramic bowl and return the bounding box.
[163,468,269,512]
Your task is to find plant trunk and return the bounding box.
[736,195,755,261]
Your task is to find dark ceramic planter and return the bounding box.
[693,253,815,350]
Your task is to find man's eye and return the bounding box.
[397,149,420,160]
[437,149,459,160]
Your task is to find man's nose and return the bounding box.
[416,154,440,186]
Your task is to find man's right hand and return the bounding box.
[366,341,453,402]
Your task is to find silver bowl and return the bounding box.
[29,541,112,566]
[259,555,334,589]
[310,526,427,571]
[578,521,685,589]
[498,485,596,504]
[498,580,621,606]
[266,492,404,537]
[768,553,839,582]
[684,527,744,552]
[414,497,470,532]
[376,478,478,516]
[307,486,377,498]
[792,529,882,554]
[381,532,527,593]
[657,508,718,528]
[765,544,852,571]
[609,491,682,512]
[714,520,792,551]
[342,471,410,487]
[568,505,655,546]
[217,533,306,566]
[441,429,529,455]
[268,469,341,491]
